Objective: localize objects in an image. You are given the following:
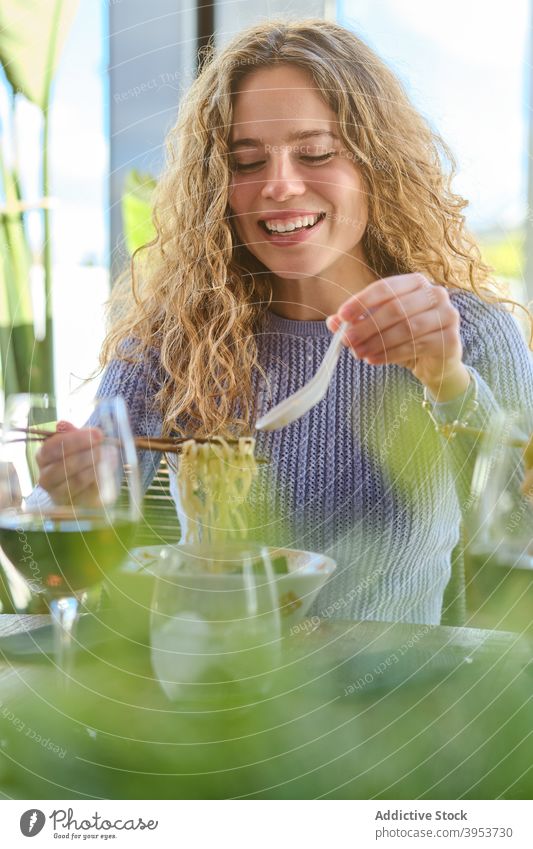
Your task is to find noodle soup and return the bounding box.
[168,437,258,544]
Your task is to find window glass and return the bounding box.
[337,0,529,292]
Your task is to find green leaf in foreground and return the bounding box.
[0,0,79,110]
[478,228,525,281]
[122,170,157,255]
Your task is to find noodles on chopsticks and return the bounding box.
[176,437,257,545]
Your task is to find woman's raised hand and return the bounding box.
[327,272,470,402]
[36,421,104,506]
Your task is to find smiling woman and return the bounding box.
[34,19,533,625]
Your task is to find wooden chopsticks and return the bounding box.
[9,421,530,461]
[133,435,245,454]
[1,426,265,459]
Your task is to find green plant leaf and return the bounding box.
[0,0,79,109]
[0,155,33,324]
[122,170,157,255]
[478,228,525,280]
[0,125,54,393]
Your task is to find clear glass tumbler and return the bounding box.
[150,543,282,707]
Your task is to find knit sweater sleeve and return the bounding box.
[423,291,533,509]
[93,350,163,493]
[25,351,164,510]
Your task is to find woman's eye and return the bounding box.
[233,161,266,173]
[301,152,335,164]
[231,152,335,172]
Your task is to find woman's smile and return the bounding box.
[257,209,326,244]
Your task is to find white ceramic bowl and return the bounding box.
[107,544,336,634]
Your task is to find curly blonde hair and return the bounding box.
[101,18,503,438]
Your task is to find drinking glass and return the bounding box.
[150,543,282,707]
[0,394,142,679]
[467,410,533,630]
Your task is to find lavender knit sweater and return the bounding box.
[96,291,533,624]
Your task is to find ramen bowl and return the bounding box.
[104,543,336,642]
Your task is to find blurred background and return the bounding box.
[0,0,531,416]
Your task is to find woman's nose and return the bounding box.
[260,153,306,202]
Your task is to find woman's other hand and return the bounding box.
[327,272,470,402]
[36,421,104,506]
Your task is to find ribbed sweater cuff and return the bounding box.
[424,366,500,430]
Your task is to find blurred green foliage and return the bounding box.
[122,171,157,256]
[478,228,524,282]
[0,630,531,799]
[0,0,79,395]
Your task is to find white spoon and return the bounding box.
[255,322,349,431]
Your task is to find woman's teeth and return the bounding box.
[263,213,323,233]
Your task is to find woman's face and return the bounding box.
[228,64,369,284]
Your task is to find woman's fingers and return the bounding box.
[337,273,427,321]
[330,276,459,359]
[351,309,458,359]
[36,426,103,469]
[38,446,103,491]
[343,295,448,350]
[331,272,466,396]
[353,289,442,344]
[42,468,103,506]
[36,425,105,505]
[361,328,460,366]
[326,314,343,333]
